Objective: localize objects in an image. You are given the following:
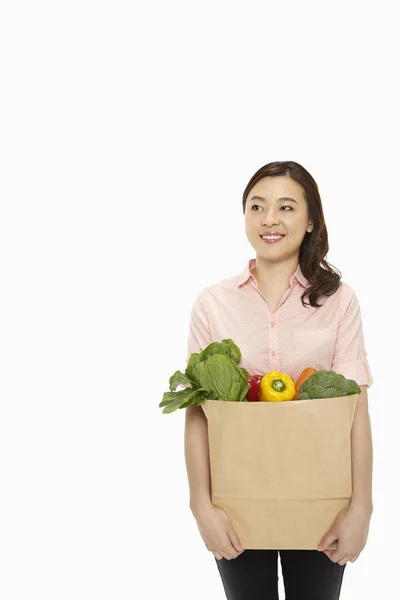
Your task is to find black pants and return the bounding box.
[215,549,346,600]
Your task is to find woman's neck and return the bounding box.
[251,256,299,290]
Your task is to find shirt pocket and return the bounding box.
[291,326,337,368]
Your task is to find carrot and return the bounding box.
[294,368,317,399]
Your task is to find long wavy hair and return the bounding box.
[242,161,342,308]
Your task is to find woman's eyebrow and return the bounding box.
[249,195,298,204]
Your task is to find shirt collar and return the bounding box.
[237,258,309,289]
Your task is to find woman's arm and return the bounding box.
[184,292,214,515]
[184,404,213,516]
[349,385,374,516]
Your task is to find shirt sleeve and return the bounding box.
[186,292,212,364]
[181,293,212,392]
[331,283,373,388]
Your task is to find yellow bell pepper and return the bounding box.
[259,371,296,402]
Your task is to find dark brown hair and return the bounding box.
[242,160,342,308]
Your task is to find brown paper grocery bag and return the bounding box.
[201,394,359,550]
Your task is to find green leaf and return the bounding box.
[227,382,242,401]
[179,389,208,409]
[159,388,208,413]
[240,367,250,379]
[159,388,192,408]
[194,354,249,401]
[198,339,241,363]
[162,396,187,414]
[169,370,194,391]
[161,339,249,413]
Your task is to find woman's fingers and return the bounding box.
[227,526,244,554]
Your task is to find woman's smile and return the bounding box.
[260,234,286,244]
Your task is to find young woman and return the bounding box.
[184,161,373,600]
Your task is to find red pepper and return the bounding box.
[246,374,263,402]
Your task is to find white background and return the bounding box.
[0,1,396,598]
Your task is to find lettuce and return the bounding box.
[159,338,250,414]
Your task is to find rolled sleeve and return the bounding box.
[331,283,373,388]
[186,292,212,364]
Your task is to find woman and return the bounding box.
[184,161,373,600]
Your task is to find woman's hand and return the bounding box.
[317,505,372,565]
[193,503,244,560]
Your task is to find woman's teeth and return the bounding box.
[260,234,285,244]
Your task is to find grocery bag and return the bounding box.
[201,394,359,550]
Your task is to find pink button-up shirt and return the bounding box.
[186,257,373,388]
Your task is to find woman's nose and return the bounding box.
[261,208,280,222]
[262,214,280,225]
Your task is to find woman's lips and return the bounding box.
[260,235,285,244]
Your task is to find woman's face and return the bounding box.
[244,175,313,261]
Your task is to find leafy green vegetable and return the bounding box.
[159,338,250,414]
[296,370,361,400]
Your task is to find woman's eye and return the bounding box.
[251,204,293,211]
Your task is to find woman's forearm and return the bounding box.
[184,404,213,515]
[349,385,374,515]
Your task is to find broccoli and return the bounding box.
[297,370,361,400]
